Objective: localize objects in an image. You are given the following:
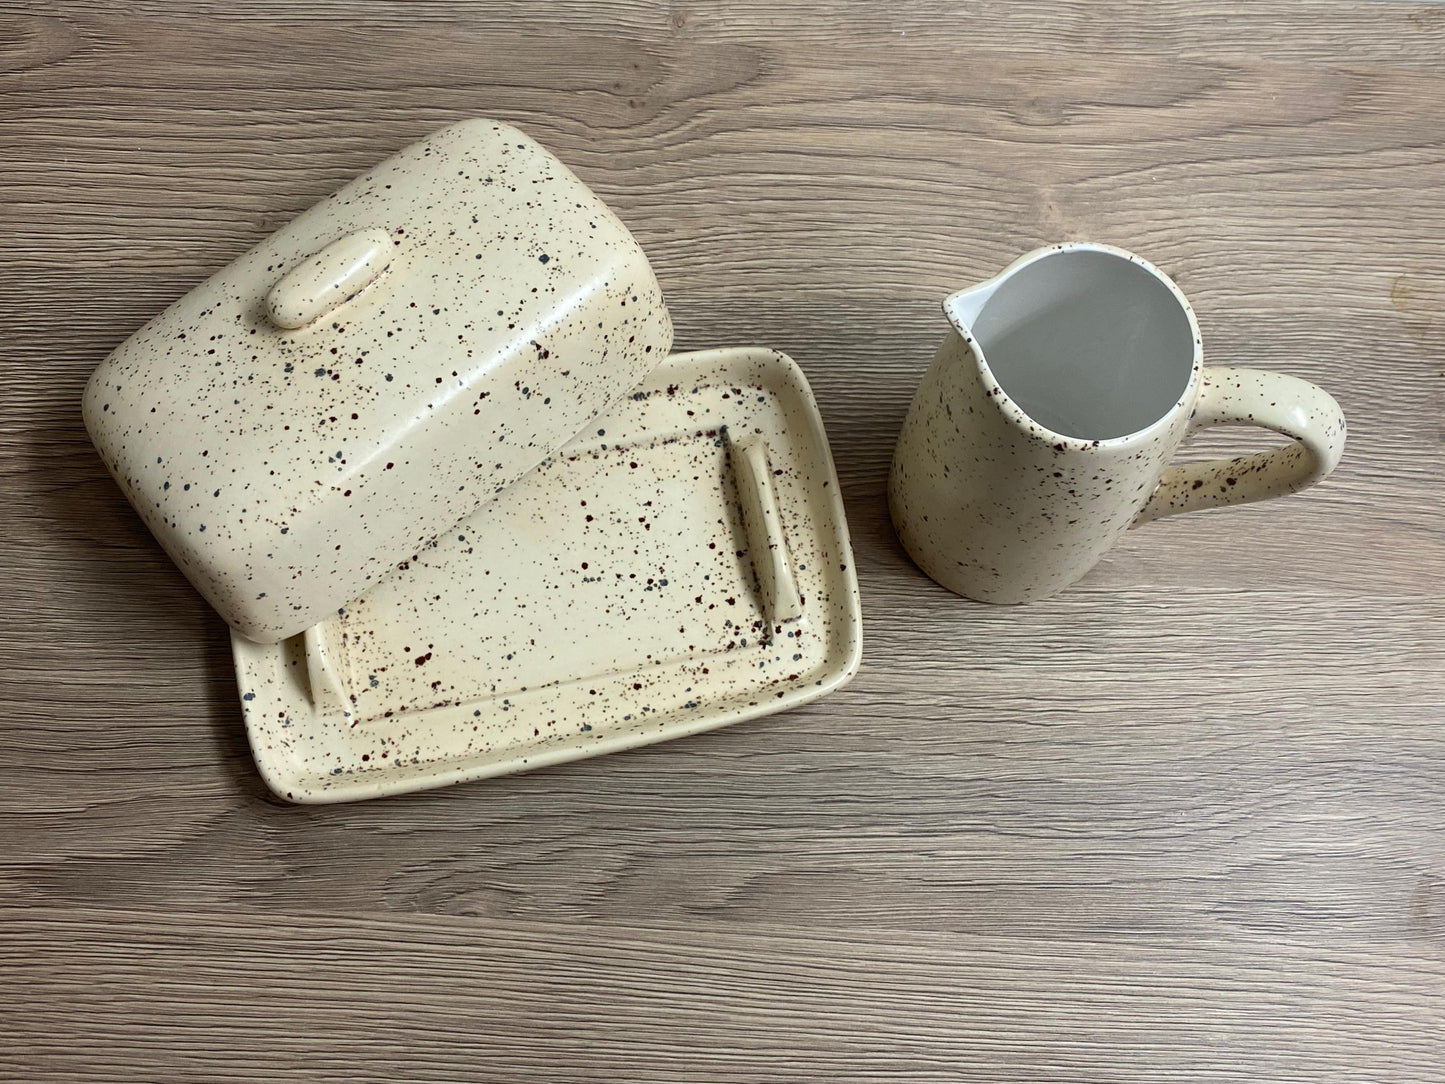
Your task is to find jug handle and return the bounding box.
[1133,367,1345,525]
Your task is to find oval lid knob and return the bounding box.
[267,228,395,329]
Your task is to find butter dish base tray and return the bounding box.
[233,347,862,803]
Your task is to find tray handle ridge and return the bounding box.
[730,434,804,630]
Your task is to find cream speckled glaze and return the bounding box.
[235,347,862,803]
[83,119,672,643]
[889,243,1347,603]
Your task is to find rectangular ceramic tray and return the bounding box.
[233,347,862,802]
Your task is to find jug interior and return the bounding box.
[971,249,1195,440]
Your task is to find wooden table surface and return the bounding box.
[3,2,1443,1080]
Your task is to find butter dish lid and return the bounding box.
[83,119,673,644]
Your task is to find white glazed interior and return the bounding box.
[968,248,1196,441]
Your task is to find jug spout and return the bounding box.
[943,244,1072,337]
[943,276,1002,337]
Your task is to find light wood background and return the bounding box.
[2,2,1443,1080]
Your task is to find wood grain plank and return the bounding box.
[4,905,1444,1083]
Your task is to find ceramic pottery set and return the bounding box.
[84,120,1345,802]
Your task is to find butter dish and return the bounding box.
[84,122,862,802]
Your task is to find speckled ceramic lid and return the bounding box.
[83,119,673,644]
